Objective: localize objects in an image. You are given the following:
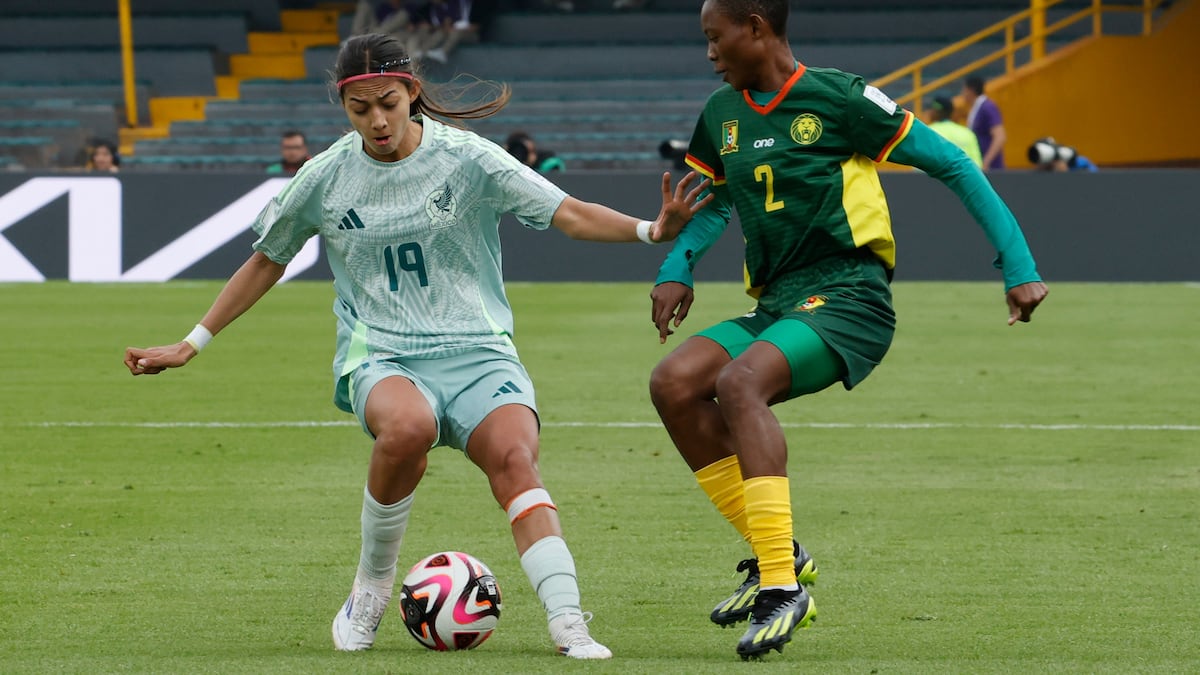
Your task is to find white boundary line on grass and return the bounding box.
[19,421,1200,431]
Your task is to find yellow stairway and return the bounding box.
[220,9,342,97]
[122,9,342,155]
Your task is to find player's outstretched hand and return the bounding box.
[1006,281,1049,325]
[124,342,197,376]
[651,281,694,344]
[650,171,713,242]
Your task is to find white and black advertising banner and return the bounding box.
[0,175,322,283]
[0,171,1193,283]
[0,172,729,284]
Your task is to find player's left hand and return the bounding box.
[1006,281,1048,325]
[650,171,713,242]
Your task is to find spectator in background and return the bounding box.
[406,0,479,63]
[351,0,411,36]
[1028,137,1099,172]
[962,75,1006,171]
[266,130,310,176]
[506,131,565,173]
[926,96,982,168]
[88,140,120,173]
[469,0,499,40]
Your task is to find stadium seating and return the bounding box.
[0,0,1113,171]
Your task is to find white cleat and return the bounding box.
[550,611,612,659]
[332,580,391,651]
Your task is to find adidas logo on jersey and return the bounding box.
[338,208,365,230]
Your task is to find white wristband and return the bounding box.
[183,324,213,353]
[635,220,656,244]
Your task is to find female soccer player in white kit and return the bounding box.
[123,33,711,659]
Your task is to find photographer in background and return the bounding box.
[1028,137,1098,173]
[506,131,565,174]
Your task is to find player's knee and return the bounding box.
[649,356,698,410]
[483,444,540,496]
[714,361,766,407]
[492,442,539,478]
[372,418,437,463]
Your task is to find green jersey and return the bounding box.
[684,64,914,297]
[251,117,568,409]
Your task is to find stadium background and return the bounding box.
[0,0,1196,284]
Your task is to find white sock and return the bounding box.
[520,535,581,621]
[356,486,412,593]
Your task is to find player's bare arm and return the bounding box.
[551,171,711,242]
[124,251,286,375]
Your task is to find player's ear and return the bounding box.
[748,13,767,38]
[406,79,422,103]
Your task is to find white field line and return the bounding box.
[17,421,1200,431]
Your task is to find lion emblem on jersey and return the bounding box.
[790,113,823,145]
[424,182,457,228]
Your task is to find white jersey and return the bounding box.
[251,117,567,406]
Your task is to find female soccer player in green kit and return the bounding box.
[124,33,711,660]
[647,0,1049,660]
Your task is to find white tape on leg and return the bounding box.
[506,488,556,524]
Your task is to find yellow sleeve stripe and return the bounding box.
[684,155,726,186]
[874,110,915,164]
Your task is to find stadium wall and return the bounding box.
[0,170,1194,283]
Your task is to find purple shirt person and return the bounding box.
[963,75,1007,171]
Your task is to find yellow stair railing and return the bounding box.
[872,0,1172,117]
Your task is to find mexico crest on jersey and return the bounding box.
[790,113,823,145]
[720,120,739,155]
[425,182,457,228]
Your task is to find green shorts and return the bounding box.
[346,349,538,451]
[698,254,895,396]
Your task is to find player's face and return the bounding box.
[700,1,764,91]
[342,77,421,162]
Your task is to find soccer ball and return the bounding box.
[398,551,503,651]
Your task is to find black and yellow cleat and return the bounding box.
[735,587,817,660]
[710,541,818,627]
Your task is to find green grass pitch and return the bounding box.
[1,280,1198,673]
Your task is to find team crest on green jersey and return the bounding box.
[425,182,457,228]
[796,295,827,312]
[720,120,739,155]
[790,113,823,145]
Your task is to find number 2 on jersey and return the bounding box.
[383,242,428,290]
[754,164,785,213]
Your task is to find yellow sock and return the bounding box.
[743,476,795,588]
[693,455,752,543]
